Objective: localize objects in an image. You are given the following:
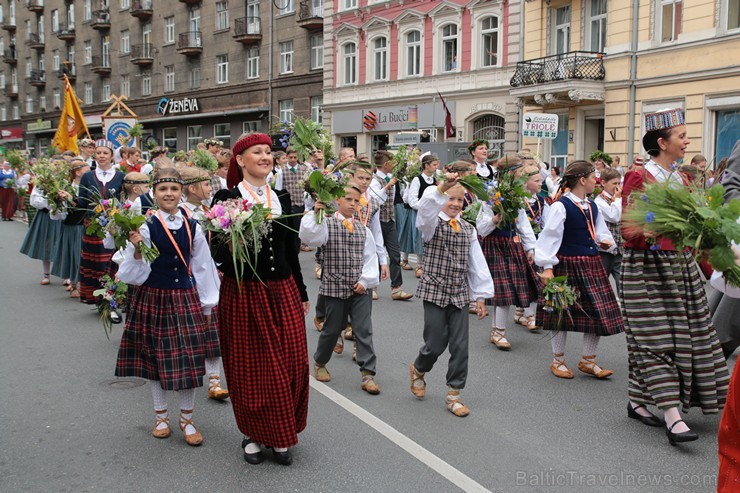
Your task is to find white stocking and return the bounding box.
[550,331,567,356]
[205,358,221,378]
[582,333,600,357]
[150,382,169,431]
[523,302,536,317]
[179,389,196,435]
[493,306,509,332]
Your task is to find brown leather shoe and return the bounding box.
[409,363,426,399]
[550,354,574,379]
[313,316,324,332]
[207,377,229,400]
[314,364,331,382]
[343,324,353,340]
[400,260,413,270]
[333,337,344,354]
[178,416,203,446]
[415,266,422,278]
[490,328,511,350]
[578,355,614,379]
[372,288,379,301]
[152,415,171,439]
[391,289,413,301]
[446,391,470,417]
[361,375,380,395]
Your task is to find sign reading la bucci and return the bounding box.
[522,113,559,139]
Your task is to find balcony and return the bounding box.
[177,31,202,56]
[3,49,17,65]
[90,55,111,75]
[57,63,76,81]
[297,0,323,30]
[130,44,154,65]
[131,0,153,19]
[233,17,261,45]
[55,24,75,41]
[4,83,19,97]
[28,69,46,87]
[26,0,45,13]
[1,17,16,31]
[178,0,201,4]
[90,10,111,30]
[25,33,45,51]
[510,51,606,107]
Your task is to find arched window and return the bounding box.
[406,30,421,76]
[480,16,499,67]
[441,24,458,72]
[342,42,357,85]
[373,36,388,81]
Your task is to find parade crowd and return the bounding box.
[1,108,739,490]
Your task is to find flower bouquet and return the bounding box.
[303,161,352,223]
[93,275,128,338]
[106,202,160,262]
[33,159,76,215]
[390,145,422,183]
[86,197,122,238]
[488,168,531,227]
[541,275,581,330]
[202,199,273,284]
[275,116,335,165]
[435,171,490,201]
[625,181,740,286]
[189,149,219,172]
[6,150,26,172]
[461,201,482,226]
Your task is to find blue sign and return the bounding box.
[107,121,133,149]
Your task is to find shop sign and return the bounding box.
[522,113,558,139]
[0,127,23,140]
[391,133,421,145]
[27,120,53,132]
[364,105,417,131]
[156,97,200,117]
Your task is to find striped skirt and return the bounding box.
[218,275,309,449]
[78,233,117,304]
[51,224,84,282]
[536,255,624,335]
[481,235,542,307]
[619,248,729,413]
[115,285,207,391]
[395,204,415,254]
[25,196,37,227]
[20,210,62,262]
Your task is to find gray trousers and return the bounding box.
[599,251,622,286]
[380,219,403,288]
[414,301,469,389]
[314,292,377,375]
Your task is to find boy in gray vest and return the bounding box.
[410,176,494,416]
[300,184,382,394]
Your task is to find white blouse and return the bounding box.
[407,174,435,210]
[236,181,283,217]
[475,202,537,252]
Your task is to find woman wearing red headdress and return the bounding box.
[210,132,309,466]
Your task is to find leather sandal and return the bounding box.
[178,415,203,446]
[415,266,422,278]
[578,355,614,379]
[513,308,526,325]
[490,328,511,350]
[372,288,379,300]
[391,289,413,301]
[333,337,344,354]
[314,364,331,382]
[313,316,324,332]
[207,376,229,400]
[550,353,574,379]
[343,324,353,340]
[361,375,381,395]
[40,274,50,286]
[69,288,80,298]
[400,260,413,270]
[409,363,426,399]
[446,391,470,417]
[526,315,539,331]
[151,415,171,439]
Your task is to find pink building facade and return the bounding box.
[322,0,522,156]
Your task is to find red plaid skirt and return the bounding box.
[204,307,222,359]
[481,235,542,307]
[219,275,309,449]
[115,286,207,390]
[537,255,624,335]
[79,233,116,304]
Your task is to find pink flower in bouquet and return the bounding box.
[102,199,110,207]
[123,202,132,210]
[211,204,225,218]
[219,217,232,230]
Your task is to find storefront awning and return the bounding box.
[139,107,269,124]
[0,127,23,143]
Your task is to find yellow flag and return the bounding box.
[52,76,90,155]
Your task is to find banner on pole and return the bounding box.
[103,117,138,149]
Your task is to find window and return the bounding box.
[373,37,388,81]
[164,16,175,44]
[441,24,458,72]
[84,82,93,104]
[187,125,202,151]
[190,65,200,89]
[247,0,260,19]
[280,41,293,74]
[660,0,682,42]
[142,73,151,96]
[120,0,131,9]
[216,54,228,83]
[588,0,607,52]
[52,50,60,71]
[120,30,130,54]
[25,58,32,78]
[343,0,357,10]
[102,36,111,66]
[38,54,44,73]
[216,1,229,31]
[102,79,111,102]
[213,123,231,148]
[278,0,294,15]
[310,35,323,70]
[726,0,740,30]
[40,95,46,111]
[12,103,19,120]
[243,121,259,133]
[26,95,34,114]
[247,47,259,79]
[164,65,175,92]
[311,95,323,124]
[84,41,92,64]
[481,17,499,67]
[66,4,75,29]
[553,6,571,54]
[53,88,61,109]
[279,99,294,123]
[83,0,92,21]
[406,30,421,77]
[715,109,740,160]
[163,127,177,149]
[342,42,357,85]
[0,71,4,88]
[120,75,130,97]
[1,106,6,122]
[51,9,59,32]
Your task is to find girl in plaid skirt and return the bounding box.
[115,168,220,447]
[477,155,541,351]
[535,160,623,380]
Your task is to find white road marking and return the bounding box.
[309,376,494,493]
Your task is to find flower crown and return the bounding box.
[468,139,488,154]
[204,138,224,147]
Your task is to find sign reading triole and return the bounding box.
[522,113,559,139]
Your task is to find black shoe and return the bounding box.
[666,420,699,445]
[110,310,122,324]
[270,447,293,466]
[627,402,662,427]
[241,438,264,464]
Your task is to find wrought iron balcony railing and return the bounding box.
[510,51,605,88]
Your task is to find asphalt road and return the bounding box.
[0,219,728,493]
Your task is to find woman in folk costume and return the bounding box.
[406,154,441,278]
[620,108,728,445]
[20,161,65,285]
[50,159,90,298]
[77,140,124,304]
[178,165,228,401]
[470,139,495,180]
[535,160,623,380]
[0,160,16,221]
[115,168,219,447]
[477,155,541,351]
[211,133,309,466]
